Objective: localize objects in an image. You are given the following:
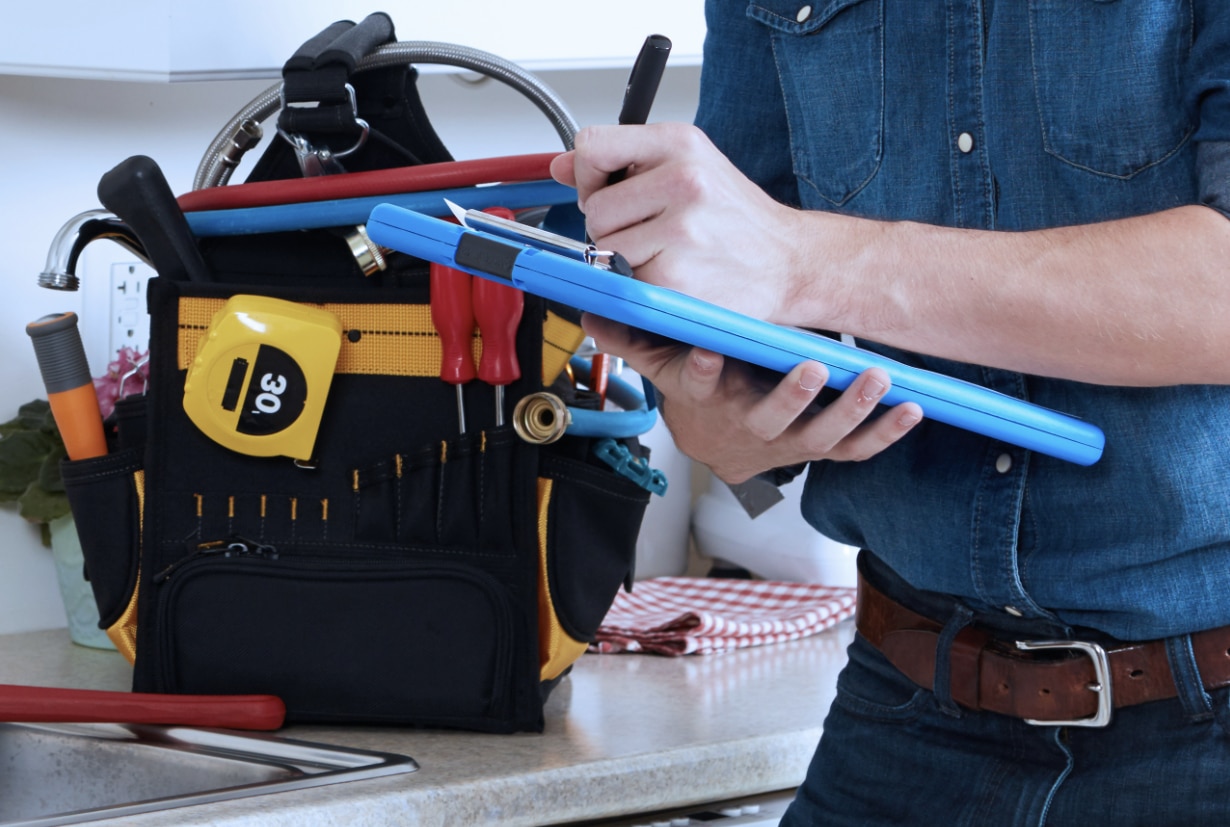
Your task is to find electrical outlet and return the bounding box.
[110,261,154,355]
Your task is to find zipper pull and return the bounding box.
[154,540,228,584]
[226,536,279,560]
[153,537,279,584]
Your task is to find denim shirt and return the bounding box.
[696,0,1230,640]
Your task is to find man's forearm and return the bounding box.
[792,204,1230,387]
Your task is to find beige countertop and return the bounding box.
[0,622,853,826]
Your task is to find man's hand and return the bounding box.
[584,315,922,482]
[550,123,832,327]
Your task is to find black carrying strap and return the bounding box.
[277,13,396,141]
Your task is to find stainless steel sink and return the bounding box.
[0,722,418,826]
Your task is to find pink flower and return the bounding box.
[92,346,149,420]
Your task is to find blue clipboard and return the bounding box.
[365,203,1106,466]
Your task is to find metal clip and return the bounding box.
[277,82,370,176]
[119,354,150,398]
[284,132,349,177]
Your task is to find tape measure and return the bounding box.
[183,295,342,460]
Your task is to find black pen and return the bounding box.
[608,34,673,185]
[590,35,673,401]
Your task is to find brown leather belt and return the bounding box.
[856,572,1230,727]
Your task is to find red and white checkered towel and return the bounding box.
[590,576,856,656]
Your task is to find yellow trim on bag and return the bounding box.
[542,309,586,385]
[106,468,144,664]
[178,298,583,384]
[536,477,588,681]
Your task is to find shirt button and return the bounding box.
[957,132,975,153]
[796,5,813,23]
[995,453,1013,474]
[1004,606,1024,617]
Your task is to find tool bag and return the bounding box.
[58,14,654,733]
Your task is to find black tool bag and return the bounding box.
[59,14,653,733]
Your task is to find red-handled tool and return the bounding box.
[26,312,108,460]
[472,207,524,427]
[0,684,286,731]
[429,262,476,434]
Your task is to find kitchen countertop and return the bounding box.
[0,622,854,826]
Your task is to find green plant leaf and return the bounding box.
[0,430,58,495]
[0,400,53,437]
[18,479,71,527]
[37,441,68,493]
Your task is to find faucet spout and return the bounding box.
[39,209,149,291]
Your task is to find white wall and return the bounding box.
[0,63,701,634]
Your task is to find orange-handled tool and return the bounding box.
[26,312,108,460]
[473,207,524,427]
[430,262,476,434]
[590,353,611,409]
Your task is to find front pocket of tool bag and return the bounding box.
[153,549,522,730]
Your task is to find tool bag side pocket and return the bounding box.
[60,447,145,660]
[536,448,650,680]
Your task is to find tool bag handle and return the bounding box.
[274,13,424,168]
[278,15,394,139]
[194,39,579,190]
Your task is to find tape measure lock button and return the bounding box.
[183,295,342,460]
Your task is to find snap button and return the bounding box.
[796,5,813,23]
[957,132,975,153]
[995,453,1012,474]
[1005,606,1024,617]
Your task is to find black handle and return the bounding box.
[317,12,395,73]
[97,155,211,283]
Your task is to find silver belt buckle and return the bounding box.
[1014,639,1113,727]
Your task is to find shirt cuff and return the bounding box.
[1198,141,1230,219]
[758,462,809,487]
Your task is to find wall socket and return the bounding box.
[110,261,154,355]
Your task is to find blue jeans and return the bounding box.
[781,628,1230,826]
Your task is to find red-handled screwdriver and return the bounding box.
[473,207,524,427]
[429,262,476,434]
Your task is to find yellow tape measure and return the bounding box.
[183,295,342,460]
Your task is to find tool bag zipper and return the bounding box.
[153,536,280,584]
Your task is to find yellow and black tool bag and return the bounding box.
[58,17,653,733]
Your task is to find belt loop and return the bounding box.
[1165,634,1214,722]
[932,604,975,717]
